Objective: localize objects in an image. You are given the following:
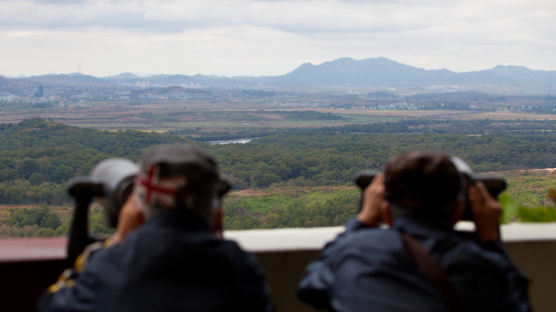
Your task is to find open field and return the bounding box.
[2,97,555,132]
[232,185,354,198]
[494,169,556,207]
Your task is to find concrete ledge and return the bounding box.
[500,222,556,242]
[225,226,343,252]
[2,222,554,261]
[224,221,556,252]
[0,238,66,262]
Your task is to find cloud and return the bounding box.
[0,0,554,76]
[0,0,147,31]
[1,0,554,39]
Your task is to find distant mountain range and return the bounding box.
[2,57,555,95]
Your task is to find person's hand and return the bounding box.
[357,174,386,227]
[109,194,145,245]
[469,182,502,243]
[213,207,224,239]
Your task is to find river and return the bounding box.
[208,138,255,145]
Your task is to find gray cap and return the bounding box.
[135,145,228,214]
[140,144,219,183]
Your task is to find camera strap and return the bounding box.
[400,232,465,312]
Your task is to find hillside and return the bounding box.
[270,57,553,94]
[0,118,183,190]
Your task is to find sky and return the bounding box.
[0,0,555,77]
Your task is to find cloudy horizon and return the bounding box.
[1,0,555,77]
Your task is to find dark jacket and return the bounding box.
[298,218,531,312]
[39,211,273,312]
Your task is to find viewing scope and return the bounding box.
[66,158,138,263]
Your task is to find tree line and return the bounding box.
[0,118,182,204]
[0,118,554,205]
[208,131,555,188]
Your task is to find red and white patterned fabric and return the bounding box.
[135,165,187,209]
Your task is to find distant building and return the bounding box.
[34,85,44,98]
[1,94,21,103]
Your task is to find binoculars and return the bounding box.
[354,157,506,220]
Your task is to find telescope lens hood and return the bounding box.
[90,158,138,227]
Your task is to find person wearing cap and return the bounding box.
[39,145,273,312]
[298,151,531,312]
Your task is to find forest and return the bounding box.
[0,118,554,237]
[1,118,554,202]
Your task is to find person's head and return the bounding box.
[133,144,229,229]
[383,151,462,224]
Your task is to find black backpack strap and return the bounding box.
[400,233,465,312]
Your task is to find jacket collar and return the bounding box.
[146,209,212,232]
[393,217,455,239]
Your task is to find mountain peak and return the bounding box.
[328,57,356,63]
[493,65,531,72]
[104,72,141,81]
[280,57,431,87]
[298,62,316,68]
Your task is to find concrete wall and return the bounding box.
[226,223,556,312]
[251,242,556,312]
[505,241,556,312]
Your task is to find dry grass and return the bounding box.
[0,205,39,220]
[231,185,355,198]
[0,204,39,210]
